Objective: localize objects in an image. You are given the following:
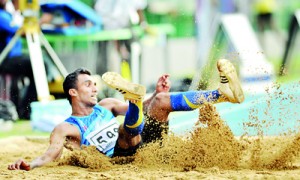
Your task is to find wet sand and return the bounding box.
[2,103,300,179]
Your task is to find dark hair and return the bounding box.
[0,0,6,9]
[63,68,91,104]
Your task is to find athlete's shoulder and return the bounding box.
[0,10,11,20]
[94,104,115,118]
[94,103,109,112]
[52,121,77,136]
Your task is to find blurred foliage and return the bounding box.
[80,0,94,7]
[145,0,196,38]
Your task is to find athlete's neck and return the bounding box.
[71,104,94,116]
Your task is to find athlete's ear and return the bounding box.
[69,89,78,97]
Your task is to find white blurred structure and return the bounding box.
[221,14,275,94]
[192,13,275,94]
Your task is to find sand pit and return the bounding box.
[2,103,300,179]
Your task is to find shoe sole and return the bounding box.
[102,72,146,101]
[217,59,245,103]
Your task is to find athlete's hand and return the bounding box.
[8,159,31,171]
[156,74,171,93]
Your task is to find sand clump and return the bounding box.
[56,103,243,172]
[133,103,242,171]
[59,145,114,170]
[56,103,300,172]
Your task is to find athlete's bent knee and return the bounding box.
[153,92,171,109]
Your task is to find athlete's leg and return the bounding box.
[102,72,146,150]
[146,59,244,122]
[123,100,144,136]
[116,99,145,151]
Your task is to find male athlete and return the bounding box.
[8,59,244,171]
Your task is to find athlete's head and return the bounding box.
[63,68,91,105]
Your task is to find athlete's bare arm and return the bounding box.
[143,74,171,112]
[8,123,78,171]
[99,98,129,116]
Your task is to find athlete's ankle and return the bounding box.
[124,101,144,135]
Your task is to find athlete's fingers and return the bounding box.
[158,74,169,82]
[162,79,171,88]
[7,164,14,170]
[11,159,23,170]
[8,163,18,170]
[15,161,21,170]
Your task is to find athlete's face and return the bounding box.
[74,74,98,106]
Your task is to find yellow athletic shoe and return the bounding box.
[217,59,244,103]
[102,72,146,101]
